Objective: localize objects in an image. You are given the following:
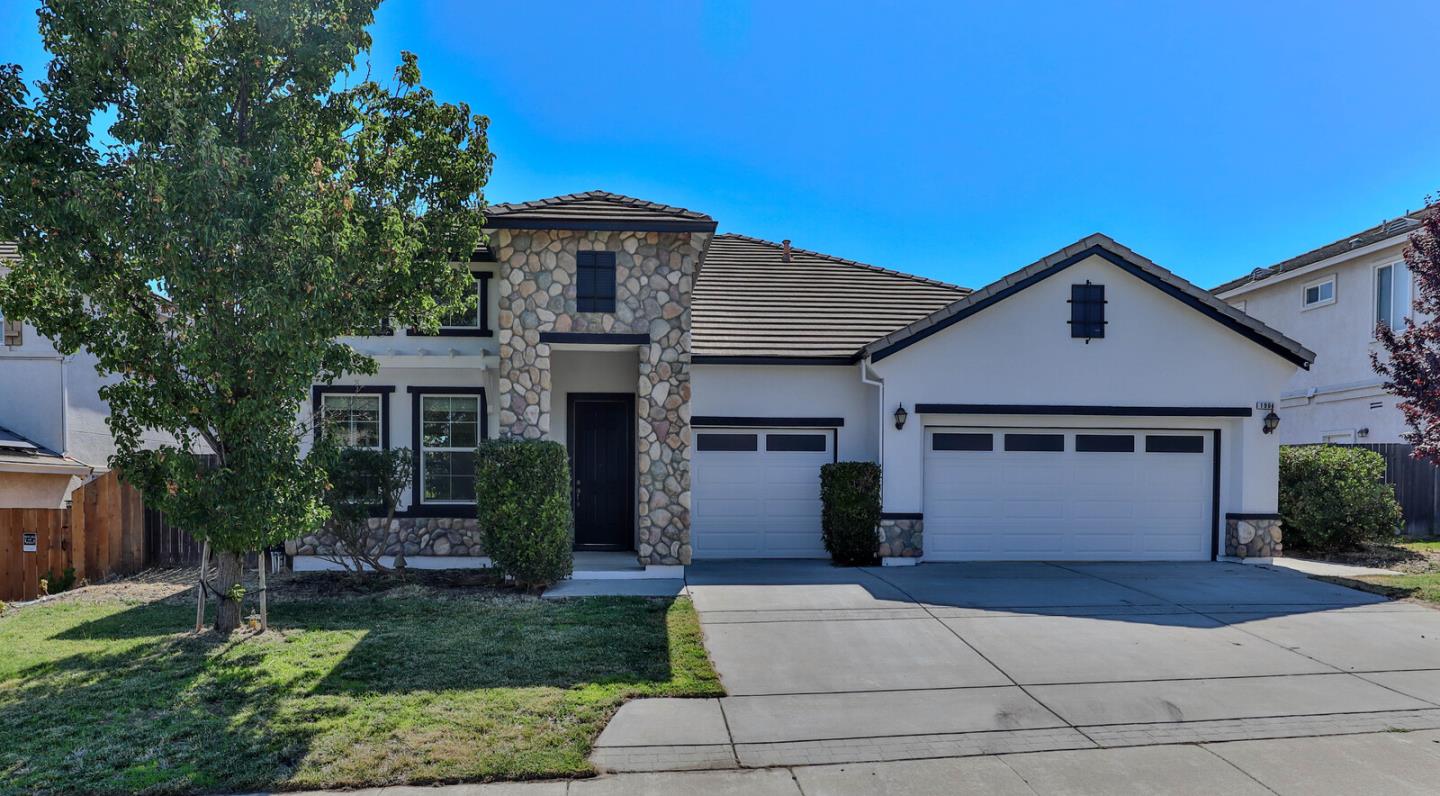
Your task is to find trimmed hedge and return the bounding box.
[1279,444,1403,552]
[477,438,573,589]
[819,462,882,566]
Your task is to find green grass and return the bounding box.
[0,593,721,795]
[1347,573,1440,604]
[1400,540,1440,553]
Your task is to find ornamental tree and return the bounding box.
[1373,198,1440,464]
[0,0,491,632]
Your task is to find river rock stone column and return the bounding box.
[494,228,710,566]
[1225,514,1283,559]
[878,517,924,558]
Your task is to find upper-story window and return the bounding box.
[1302,276,1336,310]
[577,251,617,313]
[1375,261,1412,334]
[411,272,492,337]
[1068,282,1106,339]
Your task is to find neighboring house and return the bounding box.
[1213,207,1436,446]
[0,425,91,509]
[296,190,1314,572]
[0,243,170,507]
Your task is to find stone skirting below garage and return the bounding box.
[1225,513,1283,559]
[878,515,924,558]
[295,517,483,558]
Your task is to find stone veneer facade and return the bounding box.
[494,228,711,566]
[1225,514,1283,559]
[878,517,924,558]
[296,517,483,558]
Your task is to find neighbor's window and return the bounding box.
[577,251,617,312]
[1068,282,1106,339]
[321,394,383,449]
[420,395,481,503]
[1302,276,1335,309]
[1375,261,1411,334]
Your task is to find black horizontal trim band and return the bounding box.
[914,404,1254,417]
[486,218,717,232]
[869,245,1312,369]
[314,385,395,394]
[881,512,923,520]
[693,416,845,428]
[539,332,650,345]
[692,355,859,365]
[1226,512,1282,520]
[405,386,488,394]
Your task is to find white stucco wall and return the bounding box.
[1220,238,1414,444]
[869,253,1299,517]
[691,363,879,462]
[551,348,640,444]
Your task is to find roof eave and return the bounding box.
[484,218,718,233]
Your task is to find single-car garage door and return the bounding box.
[692,428,834,558]
[923,427,1213,561]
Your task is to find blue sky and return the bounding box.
[3,1,1438,289]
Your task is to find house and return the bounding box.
[294,191,1314,572]
[1212,207,1435,446]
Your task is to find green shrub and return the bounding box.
[477,438,573,590]
[819,462,882,566]
[40,567,76,595]
[1279,445,1403,552]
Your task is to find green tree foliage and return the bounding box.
[316,442,414,574]
[1279,445,1403,552]
[0,0,492,631]
[476,439,573,591]
[819,462,882,566]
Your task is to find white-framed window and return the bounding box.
[321,393,383,449]
[419,394,482,503]
[1302,276,1336,309]
[1374,260,1412,334]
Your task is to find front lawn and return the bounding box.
[0,578,721,795]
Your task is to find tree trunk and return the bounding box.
[213,550,245,634]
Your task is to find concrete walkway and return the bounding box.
[272,727,1440,794]
[1266,556,1398,578]
[593,560,1440,773]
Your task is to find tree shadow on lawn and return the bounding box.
[2,593,702,795]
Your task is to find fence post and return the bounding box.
[195,540,209,633]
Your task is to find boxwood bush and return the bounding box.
[819,462,882,566]
[1279,444,1403,552]
[477,438,573,590]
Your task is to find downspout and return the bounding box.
[59,355,69,457]
[859,358,884,469]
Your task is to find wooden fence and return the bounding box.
[1346,443,1439,538]
[0,469,147,602]
[143,505,207,567]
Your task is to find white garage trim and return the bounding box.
[922,425,1221,561]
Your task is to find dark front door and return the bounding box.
[569,394,634,550]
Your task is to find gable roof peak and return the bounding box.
[484,190,716,232]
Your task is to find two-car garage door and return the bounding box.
[923,427,1214,561]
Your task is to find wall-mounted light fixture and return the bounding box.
[894,404,909,431]
[1262,410,1280,435]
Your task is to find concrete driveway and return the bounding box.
[594,560,1440,772]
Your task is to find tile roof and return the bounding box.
[692,234,969,360]
[1212,206,1438,295]
[864,233,1316,368]
[483,190,717,232]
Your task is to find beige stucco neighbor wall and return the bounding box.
[494,228,710,565]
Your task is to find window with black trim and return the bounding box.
[1076,434,1135,453]
[440,274,490,331]
[577,251,617,312]
[697,433,757,452]
[419,394,482,503]
[765,433,826,452]
[933,433,993,451]
[1005,433,1065,452]
[320,394,383,449]
[1069,282,1106,339]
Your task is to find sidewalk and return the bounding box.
[265,727,1440,795]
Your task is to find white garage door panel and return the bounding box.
[924,428,1212,561]
[693,429,833,559]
